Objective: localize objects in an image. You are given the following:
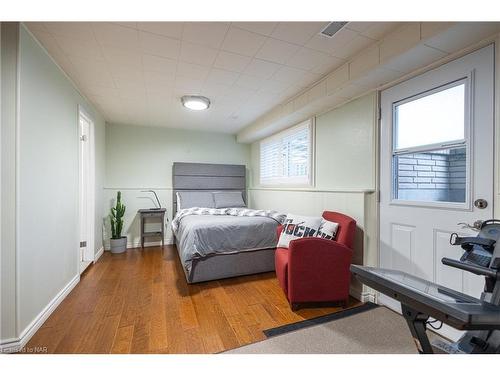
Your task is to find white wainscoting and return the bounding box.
[248,187,377,301]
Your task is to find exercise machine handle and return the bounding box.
[441,257,498,278]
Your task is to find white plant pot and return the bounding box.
[110,237,127,254]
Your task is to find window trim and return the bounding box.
[389,75,473,210]
[259,118,315,188]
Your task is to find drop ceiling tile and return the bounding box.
[102,46,143,70]
[271,65,308,83]
[118,87,148,101]
[232,22,278,36]
[235,74,266,90]
[420,22,454,40]
[113,22,138,29]
[44,22,98,41]
[69,57,116,88]
[146,87,173,100]
[214,51,251,73]
[175,76,204,92]
[93,23,140,49]
[112,67,145,89]
[54,35,104,60]
[333,34,378,60]
[183,22,230,48]
[347,22,401,40]
[224,86,255,101]
[256,38,300,64]
[271,22,327,45]
[176,62,211,81]
[243,58,281,79]
[144,71,175,89]
[344,22,373,34]
[140,31,181,60]
[259,79,292,94]
[179,41,218,66]
[25,22,47,34]
[205,68,240,86]
[200,82,232,97]
[80,85,120,99]
[287,46,341,72]
[136,22,184,39]
[310,56,345,75]
[142,54,177,74]
[221,27,267,56]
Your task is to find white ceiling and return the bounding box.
[26,22,400,133]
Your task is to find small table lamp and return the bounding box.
[141,190,162,210]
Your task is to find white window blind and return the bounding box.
[260,120,313,186]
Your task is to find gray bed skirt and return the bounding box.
[176,245,276,284]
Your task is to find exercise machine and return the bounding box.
[351,219,500,354]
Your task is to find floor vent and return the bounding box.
[320,22,348,37]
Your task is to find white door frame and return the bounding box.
[78,105,96,273]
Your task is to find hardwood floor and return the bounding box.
[24,246,361,354]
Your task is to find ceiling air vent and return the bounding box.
[320,22,348,37]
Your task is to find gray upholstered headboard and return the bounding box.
[172,162,246,215]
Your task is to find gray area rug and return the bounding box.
[226,306,418,354]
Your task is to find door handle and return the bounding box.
[457,220,483,231]
[474,199,488,209]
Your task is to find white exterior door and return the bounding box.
[379,45,495,339]
[78,109,95,272]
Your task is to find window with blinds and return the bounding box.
[259,120,313,186]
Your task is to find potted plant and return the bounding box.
[109,191,127,254]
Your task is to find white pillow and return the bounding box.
[316,218,339,240]
[277,214,323,248]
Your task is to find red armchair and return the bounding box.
[275,211,356,311]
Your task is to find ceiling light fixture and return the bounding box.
[181,95,210,111]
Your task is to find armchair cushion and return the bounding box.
[316,218,339,240]
[288,237,353,303]
[277,214,322,248]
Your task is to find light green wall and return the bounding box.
[106,123,250,188]
[315,94,377,190]
[1,22,19,342]
[104,123,250,248]
[250,93,377,190]
[15,25,106,337]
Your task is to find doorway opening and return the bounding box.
[78,106,96,274]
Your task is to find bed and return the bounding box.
[172,162,284,283]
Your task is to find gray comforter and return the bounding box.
[172,207,286,274]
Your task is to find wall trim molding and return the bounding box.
[350,285,376,304]
[104,238,175,251]
[94,246,104,262]
[249,187,375,194]
[103,187,173,191]
[0,274,80,353]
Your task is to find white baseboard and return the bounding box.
[94,246,104,262]
[350,285,376,303]
[104,238,174,251]
[0,274,80,353]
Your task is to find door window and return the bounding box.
[392,79,469,205]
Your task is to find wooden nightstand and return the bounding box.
[138,208,167,248]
